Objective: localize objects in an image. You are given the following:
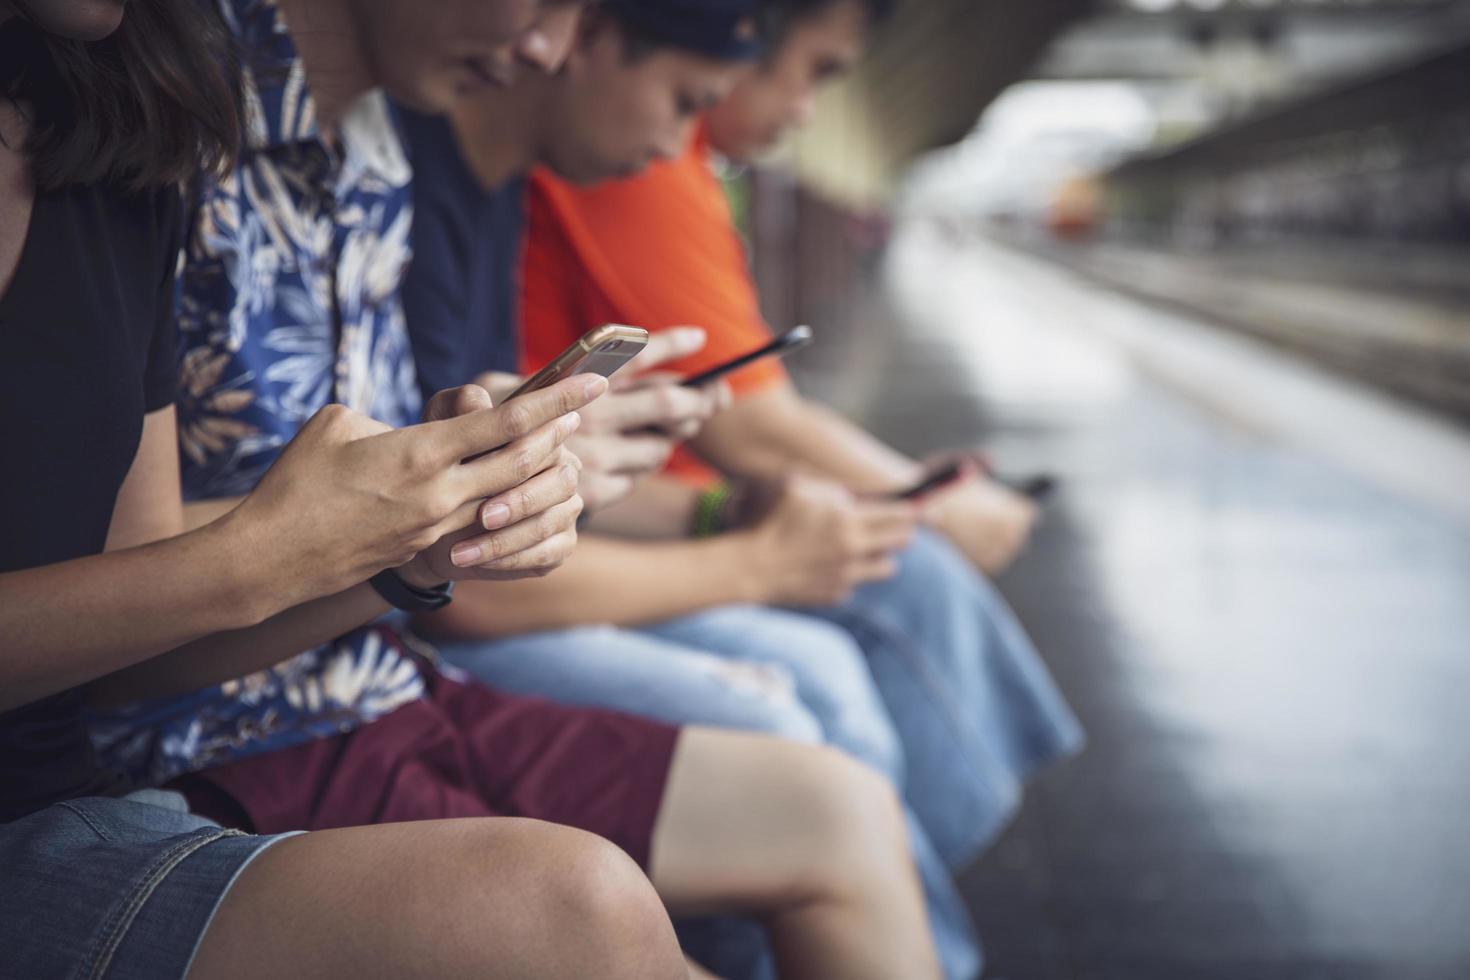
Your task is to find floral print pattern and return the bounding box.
[90,0,427,787]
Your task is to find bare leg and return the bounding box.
[650,729,941,980]
[189,818,685,980]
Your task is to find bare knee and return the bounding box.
[499,822,685,980]
[778,745,913,899]
[193,819,683,980]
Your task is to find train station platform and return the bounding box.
[797,225,1470,979]
[1025,237,1470,423]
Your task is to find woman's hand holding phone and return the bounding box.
[229,374,606,608]
[732,474,918,607]
[398,381,596,584]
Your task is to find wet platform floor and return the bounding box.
[798,228,1470,980]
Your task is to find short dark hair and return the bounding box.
[757,0,894,45]
[603,10,667,63]
[0,0,242,193]
[594,4,751,64]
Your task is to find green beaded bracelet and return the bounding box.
[691,482,734,539]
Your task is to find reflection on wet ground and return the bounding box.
[803,227,1470,980]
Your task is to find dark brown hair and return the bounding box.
[756,0,894,45]
[0,0,242,192]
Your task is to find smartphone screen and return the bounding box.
[680,325,814,388]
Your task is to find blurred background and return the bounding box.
[730,1,1470,977]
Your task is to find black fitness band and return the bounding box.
[369,568,454,612]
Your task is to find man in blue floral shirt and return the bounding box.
[91,0,561,783]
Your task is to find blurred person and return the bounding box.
[58,0,942,975]
[397,3,979,975]
[520,0,1085,877]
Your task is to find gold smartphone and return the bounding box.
[504,324,650,401]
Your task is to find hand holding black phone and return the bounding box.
[890,459,1059,504]
[890,461,973,502]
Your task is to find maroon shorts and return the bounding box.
[170,672,681,870]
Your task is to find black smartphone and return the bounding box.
[1003,474,1057,502]
[891,461,970,502]
[680,325,814,388]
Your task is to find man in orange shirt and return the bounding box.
[522,0,1041,572]
[521,0,1081,890]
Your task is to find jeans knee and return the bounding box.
[772,619,907,783]
[698,658,825,745]
[837,713,906,787]
[736,697,825,745]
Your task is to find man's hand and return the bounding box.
[479,328,731,514]
[732,475,918,607]
[922,475,1038,576]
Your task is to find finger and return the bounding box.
[449,495,584,569]
[427,499,496,548]
[450,414,579,505]
[588,383,713,433]
[850,556,900,586]
[423,384,495,424]
[862,525,915,559]
[925,452,985,484]
[572,433,673,476]
[858,500,922,531]
[663,418,703,443]
[472,371,523,405]
[630,370,682,386]
[630,327,707,372]
[435,374,606,465]
[469,524,580,576]
[474,449,582,532]
[709,380,734,414]
[579,473,636,514]
[863,513,920,543]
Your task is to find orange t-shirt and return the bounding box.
[520,131,789,403]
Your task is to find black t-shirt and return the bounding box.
[396,105,528,399]
[0,181,183,822]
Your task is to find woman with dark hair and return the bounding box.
[0,2,686,977]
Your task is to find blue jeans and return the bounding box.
[435,606,982,980]
[0,792,293,980]
[815,528,1086,869]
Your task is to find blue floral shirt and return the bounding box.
[91,0,430,786]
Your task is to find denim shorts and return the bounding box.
[0,791,295,980]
